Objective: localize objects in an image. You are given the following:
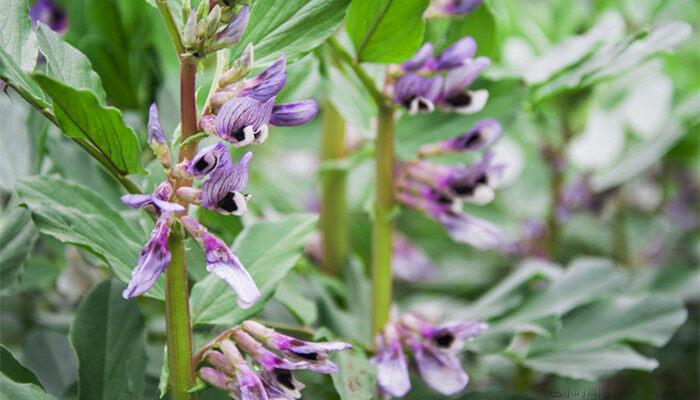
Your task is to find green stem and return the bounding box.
[164,228,195,400]
[612,195,630,268]
[155,0,185,55]
[372,105,395,335]
[327,37,387,108]
[319,99,348,276]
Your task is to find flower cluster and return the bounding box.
[119,14,317,305]
[197,321,352,399]
[199,51,318,148]
[390,36,491,115]
[372,313,487,398]
[397,119,507,250]
[182,3,250,57]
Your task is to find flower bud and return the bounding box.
[207,4,222,35]
[182,9,198,48]
[218,44,255,86]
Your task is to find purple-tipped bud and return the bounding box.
[199,367,234,392]
[402,42,434,72]
[122,213,173,298]
[148,103,171,168]
[419,118,501,157]
[181,216,260,308]
[200,151,252,215]
[371,323,411,397]
[269,100,318,126]
[407,336,469,395]
[187,142,231,178]
[241,320,352,374]
[233,329,309,372]
[215,6,249,47]
[393,234,436,282]
[393,73,444,115]
[434,36,477,70]
[215,97,274,146]
[442,0,483,16]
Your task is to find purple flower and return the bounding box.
[30,0,66,32]
[186,142,232,178]
[371,322,411,397]
[393,73,444,114]
[200,151,252,215]
[441,0,483,16]
[122,212,174,298]
[215,6,250,48]
[557,177,593,221]
[439,57,490,113]
[241,320,352,374]
[213,58,287,107]
[148,103,171,168]
[407,336,469,395]
[392,233,436,282]
[121,181,184,215]
[434,37,477,71]
[215,96,275,146]
[401,42,435,72]
[181,216,260,308]
[419,119,502,157]
[199,367,234,392]
[232,329,309,394]
[215,339,270,400]
[401,314,488,353]
[269,100,318,126]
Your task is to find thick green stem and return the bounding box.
[162,60,198,400]
[372,106,395,335]
[319,100,348,276]
[164,228,195,400]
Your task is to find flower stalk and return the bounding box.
[372,104,396,335]
[320,99,348,276]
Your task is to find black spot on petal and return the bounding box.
[433,331,455,348]
[295,352,318,361]
[218,192,239,213]
[194,158,209,172]
[274,369,296,390]
[460,133,482,149]
[233,129,246,142]
[447,92,472,107]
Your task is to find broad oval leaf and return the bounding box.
[33,74,145,175]
[15,176,164,299]
[0,207,38,293]
[346,0,429,63]
[230,0,351,64]
[70,279,147,400]
[0,374,56,400]
[190,213,317,325]
[35,24,107,104]
[331,347,376,400]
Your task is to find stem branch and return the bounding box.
[319,99,348,276]
[327,37,388,108]
[372,105,395,335]
[155,0,185,55]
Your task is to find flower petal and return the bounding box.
[216,5,249,47]
[121,194,154,209]
[187,142,230,178]
[247,57,287,102]
[269,100,318,126]
[435,210,503,250]
[215,97,274,144]
[402,42,434,71]
[410,339,469,395]
[122,213,173,298]
[435,36,476,70]
[443,57,491,99]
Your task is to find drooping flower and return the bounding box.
[392,233,436,282]
[195,322,352,399]
[121,181,184,215]
[30,0,67,32]
[122,212,174,299]
[148,103,172,168]
[241,320,352,373]
[199,151,252,215]
[181,216,260,308]
[392,36,490,115]
[418,119,501,157]
[372,313,487,398]
[371,322,411,397]
[186,142,232,178]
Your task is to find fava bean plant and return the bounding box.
[1,0,698,399]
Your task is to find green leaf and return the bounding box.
[22,330,77,396]
[0,0,37,71]
[33,74,145,175]
[230,0,351,64]
[190,214,318,325]
[0,373,56,400]
[0,346,42,388]
[274,273,318,326]
[331,347,376,400]
[15,176,164,299]
[346,0,429,63]
[35,24,107,104]
[70,279,147,400]
[0,94,34,191]
[0,207,38,293]
[0,0,46,106]
[522,346,658,381]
